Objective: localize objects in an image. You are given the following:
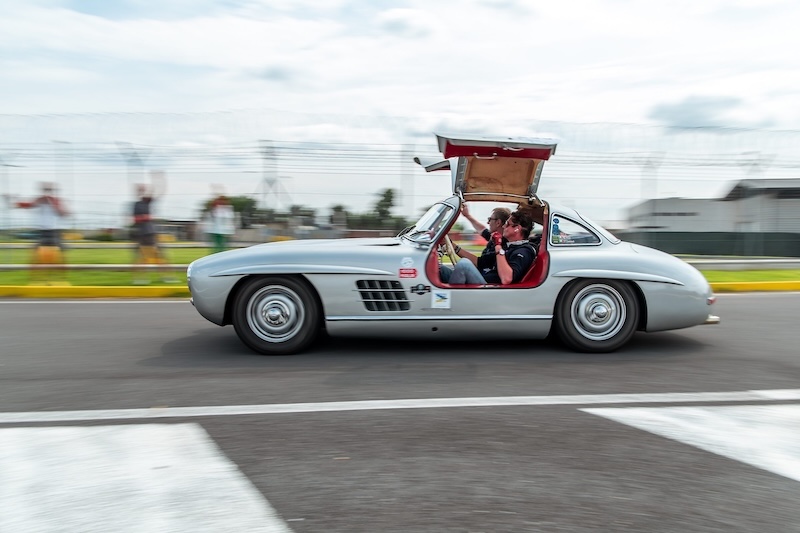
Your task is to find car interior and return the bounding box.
[428,202,550,289]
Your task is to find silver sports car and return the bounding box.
[188,133,719,355]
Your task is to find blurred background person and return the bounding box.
[207,185,236,253]
[5,181,70,284]
[131,170,174,284]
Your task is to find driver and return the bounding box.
[447,210,536,285]
[440,205,510,283]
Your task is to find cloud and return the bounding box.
[254,66,297,83]
[3,0,800,129]
[376,9,433,38]
[648,96,746,128]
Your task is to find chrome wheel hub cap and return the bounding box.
[570,284,626,341]
[246,285,305,343]
[265,305,289,326]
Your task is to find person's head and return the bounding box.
[502,209,534,241]
[488,207,511,233]
[40,182,56,195]
[135,184,150,200]
[211,184,226,198]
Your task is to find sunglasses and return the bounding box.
[487,217,500,222]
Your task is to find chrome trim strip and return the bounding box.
[551,269,683,285]
[326,314,553,321]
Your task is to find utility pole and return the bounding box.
[116,142,150,192]
[257,140,291,213]
[0,152,24,262]
[640,152,664,249]
[736,151,775,256]
[259,140,276,211]
[401,144,415,218]
[53,141,73,230]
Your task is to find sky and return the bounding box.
[2,0,800,228]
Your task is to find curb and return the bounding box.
[0,285,191,298]
[707,281,800,293]
[1,282,799,298]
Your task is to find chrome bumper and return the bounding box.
[704,314,720,325]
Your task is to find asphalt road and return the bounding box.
[1,294,799,532]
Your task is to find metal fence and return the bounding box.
[3,112,800,256]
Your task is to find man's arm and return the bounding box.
[452,243,479,266]
[150,170,167,199]
[460,204,486,234]
[497,246,534,285]
[48,196,69,217]
[494,244,514,284]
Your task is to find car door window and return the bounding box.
[550,216,601,245]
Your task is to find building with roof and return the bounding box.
[621,179,800,257]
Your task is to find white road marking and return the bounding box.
[1,389,799,424]
[584,404,800,483]
[0,423,292,533]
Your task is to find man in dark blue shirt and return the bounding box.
[440,204,510,283]
[448,209,536,285]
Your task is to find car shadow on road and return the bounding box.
[144,327,708,369]
[146,327,272,368]
[319,330,706,361]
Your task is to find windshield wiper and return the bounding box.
[396,225,414,237]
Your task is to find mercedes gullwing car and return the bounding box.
[187,133,719,355]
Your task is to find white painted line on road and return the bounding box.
[583,404,800,483]
[1,389,799,424]
[0,423,292,533]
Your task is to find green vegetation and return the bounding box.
[700,270,800,282]
[0,245,203,286]
[0,246,210,265]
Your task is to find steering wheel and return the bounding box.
[442,235,459,265]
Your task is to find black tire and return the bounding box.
[556,279,639,353]
[232,276,321,355]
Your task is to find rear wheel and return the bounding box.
[232,276,321,355]
[556,280,638,352]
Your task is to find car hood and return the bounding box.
[188,237,414,278]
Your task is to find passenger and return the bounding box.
[440,205,510,283]
[448,209,536,285]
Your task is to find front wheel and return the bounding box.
[556,280,639,353]
[232,276,321,355]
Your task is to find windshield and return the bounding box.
[401,203,456,244]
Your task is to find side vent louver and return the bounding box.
[356,280,411,311]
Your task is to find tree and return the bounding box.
[201,195,255,214]
[289,204,316,226]
[229,196,257,215]
[374,189,395,220]
[201,195,257,228]
[330,204,348,226]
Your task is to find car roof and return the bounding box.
[416,133,559,205]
